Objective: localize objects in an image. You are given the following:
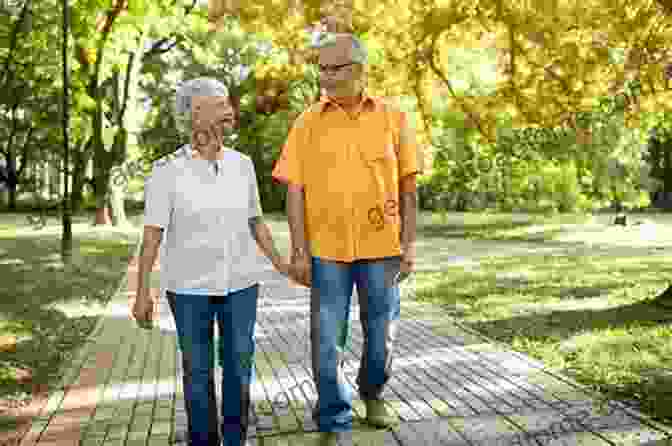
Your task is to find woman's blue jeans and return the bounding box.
[166,284,258,446]
[310,256,401,432]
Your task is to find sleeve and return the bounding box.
[143,163,174,229]
[271,112,309,187]
[397,111,424,178]
[248,159,263,219]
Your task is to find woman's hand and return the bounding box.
[290,255,312,287]
[132,289,155,328]
[272,256,291,277]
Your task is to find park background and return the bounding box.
[2,0,672,438]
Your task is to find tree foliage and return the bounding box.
[3,0,672,216]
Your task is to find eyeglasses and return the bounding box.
[318,62,356,74]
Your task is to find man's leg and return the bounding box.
[167,291,221,445]
[353,256,401,425]
[310,257,355,433]
[215,284,259,446]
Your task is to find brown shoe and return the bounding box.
[364,399,399,428]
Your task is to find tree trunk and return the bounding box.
[40,160,49,200]
[92,29,145,226]
[70,178,84,213]
[109,181,127,226]
[70,146,90,214]
[6,152,17,210]
[93,162,112,225]
[664,143,672,195]
[95,202,112,224]
[8,185,16,210]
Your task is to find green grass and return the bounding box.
[0,209,141,420]
[412,211,672,425]
[417,210,593,241]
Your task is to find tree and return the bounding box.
[62,0,73,262]
[66,0,203,226]
[0,0,61,210]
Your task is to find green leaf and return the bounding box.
[127,0,147,17]
[75,91,96,111]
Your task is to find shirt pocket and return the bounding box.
[360,133,397,165]
[360,133,399,197]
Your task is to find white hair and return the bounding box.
[174,78,229,136]
[313,33,368,65]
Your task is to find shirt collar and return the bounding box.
[183,144,232,159]
[318,90,379,114]
[183,144,230,176]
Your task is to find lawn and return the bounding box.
[0,208,142,431]
[411,210,672,425]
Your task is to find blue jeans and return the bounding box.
[167,284,258,446]
[310,256,401,432]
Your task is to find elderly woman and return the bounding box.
[133,77,290,446]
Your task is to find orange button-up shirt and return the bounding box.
[272,93,423,262]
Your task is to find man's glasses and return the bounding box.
[317,62,356,74]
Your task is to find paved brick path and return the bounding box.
[15,244,672,446]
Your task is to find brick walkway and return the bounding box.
[15,248,672,446]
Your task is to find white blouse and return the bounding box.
[144,144,264,297]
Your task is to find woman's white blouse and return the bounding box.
[144,144,265,296]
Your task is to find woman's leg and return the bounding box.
[167,291,220,446]
[215,284,259,446]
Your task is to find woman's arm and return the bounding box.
[249,217,284,268]
[137,225,162,299]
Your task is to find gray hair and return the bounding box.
[174,77,229,135]
[314,33,368,65]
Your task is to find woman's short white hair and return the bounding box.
[174,77,229,135]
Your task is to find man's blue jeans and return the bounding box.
[310,256,401,432]
[166,284,258,446]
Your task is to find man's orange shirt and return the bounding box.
[272,92,423,262]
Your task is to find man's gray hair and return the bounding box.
[174,77,229,135]
[314,33,368,65]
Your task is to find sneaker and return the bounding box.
[364,399,398,428]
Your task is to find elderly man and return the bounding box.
[272,34,422,444]
[134,77,290,446]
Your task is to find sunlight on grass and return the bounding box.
[411,212,672,424]
[0,210,142,420]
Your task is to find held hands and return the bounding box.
[290,254,312,287]
[272,253,311,287]
[132,288,155,329]
[272,255,292,278]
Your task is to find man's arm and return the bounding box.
[399,175,417,251]
[137,226,162,299]
[286,184,311,259]
[248,217,283,266]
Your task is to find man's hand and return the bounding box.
[290,253,312,287]
[398,243,416,283]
